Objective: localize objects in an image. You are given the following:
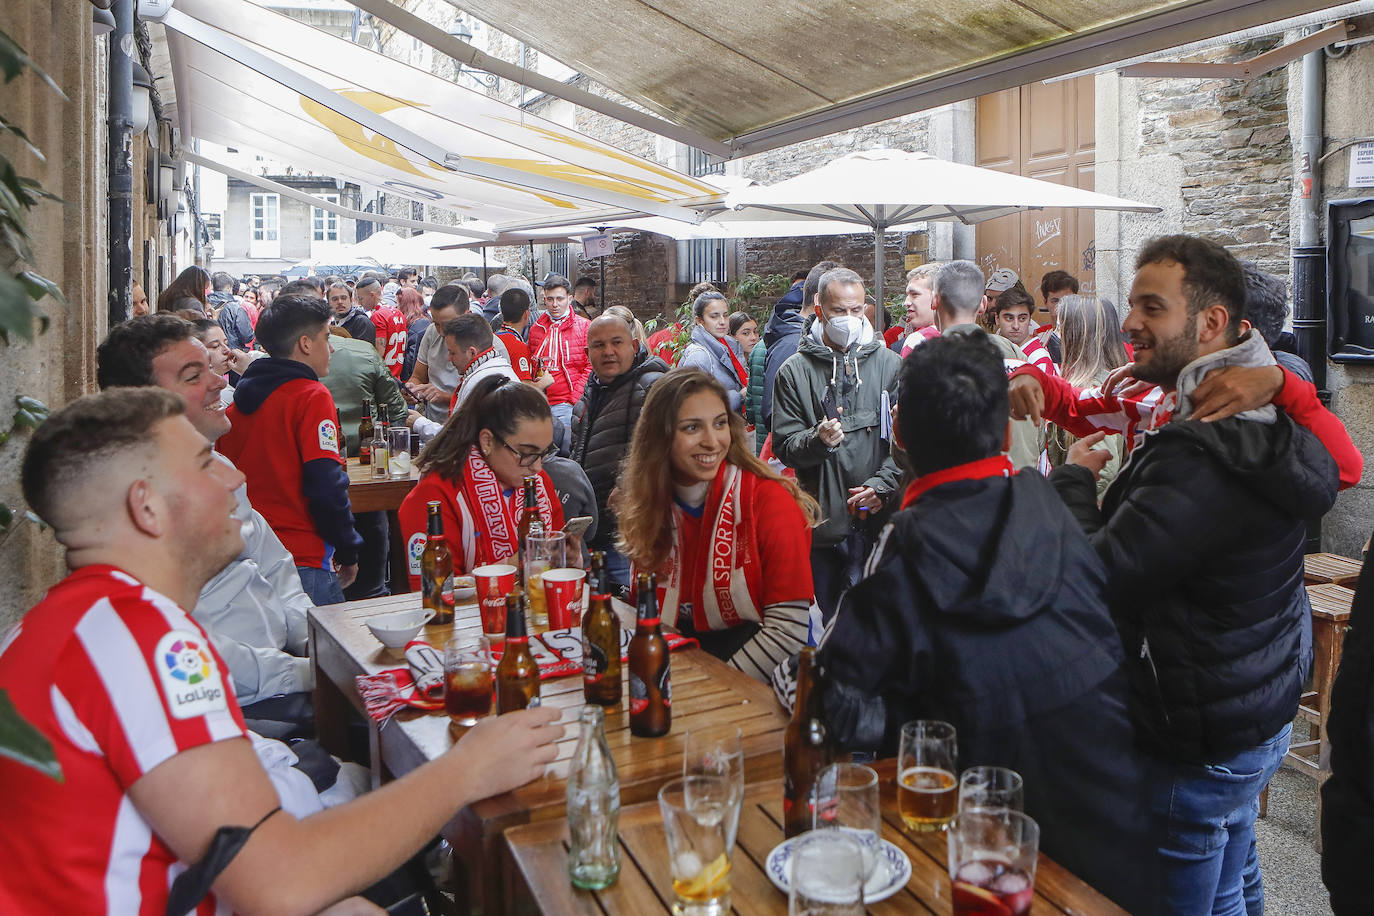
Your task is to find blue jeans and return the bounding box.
[549,401,573,428]
[1148,723,1291,916]
[297,566,346,607]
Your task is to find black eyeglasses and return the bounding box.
[496,434,558,468]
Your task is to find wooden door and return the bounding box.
[976,76,1096,324]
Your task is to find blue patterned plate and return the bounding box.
[765,830,911,903]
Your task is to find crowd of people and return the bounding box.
[1,231,1370,915]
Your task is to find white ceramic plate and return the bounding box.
[765,831,910,903]
[453,576,477,602]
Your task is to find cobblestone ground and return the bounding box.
[1256,720,1333,916]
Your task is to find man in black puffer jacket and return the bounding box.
[808,333,1156,915]
[571,313,668,592]
[1051,235,1341,916]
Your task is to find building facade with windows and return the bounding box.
[217,173,361,276]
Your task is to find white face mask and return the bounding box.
[825,314,865,349]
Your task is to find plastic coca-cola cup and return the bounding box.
[542,567,586,630]
[473,563,517,640]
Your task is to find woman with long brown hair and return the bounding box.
[155,265,211,315]
[397,375,563,587]
[616,369,818,682]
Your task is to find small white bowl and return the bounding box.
[453,576,478,603]
[366,608,436,649]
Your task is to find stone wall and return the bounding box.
[1095,40,1293,306]
[0,3,110,630]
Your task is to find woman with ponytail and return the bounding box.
[615,369,819,683]
[398,376,563,587]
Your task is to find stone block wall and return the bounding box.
[0,3,110,630]
[1135,39,1292,276]
[1095,41,1293,307]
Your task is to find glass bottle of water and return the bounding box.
[567,705,620,889]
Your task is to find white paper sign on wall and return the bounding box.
[582,232,613,258]
[1350,142,1374,188]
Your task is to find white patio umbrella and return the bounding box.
[343,230,411,264]
[717,148,1161,305]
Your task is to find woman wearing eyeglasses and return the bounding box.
[398,376,563,587]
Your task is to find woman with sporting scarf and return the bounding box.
[615,370,819,683]
[398,376,563,589]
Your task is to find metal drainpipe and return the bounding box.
[107,0,135,326]
[1293,44,1327,398]
[1293,43,1327,553]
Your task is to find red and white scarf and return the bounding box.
[456,447,556,569]
[658,463,764,632]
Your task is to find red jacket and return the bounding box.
[527,310,592,406]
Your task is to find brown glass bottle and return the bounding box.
[358,398,375,464]
[496,594,541,713]
[516,475,543,582]
[420,501,455,625]
[627,573,670,738]
[783,647,833,837]
[582,552,622,707]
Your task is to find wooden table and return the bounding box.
[345,457,420,592]
[502,758,1129,916]
[309,592,789,915]
[1304,552,1364,589]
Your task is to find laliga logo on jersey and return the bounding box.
[164,637,212,684]
[154,630,228,719]
[318,419,340,454]
[408,532,426,575]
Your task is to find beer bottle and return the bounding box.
[496,594,541,713]
[627,573,670,738]
[582,551,622,707]
[783,647,833,837]
[420,501,455,626]
[516,474,543,580]
[358,397,375,464]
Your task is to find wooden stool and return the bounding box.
[1305,552,1363,589]
[1258,583,1354,851]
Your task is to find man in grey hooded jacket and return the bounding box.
[772,267,902,619]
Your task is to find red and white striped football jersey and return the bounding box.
[0,565,247,915]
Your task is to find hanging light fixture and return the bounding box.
[92,8,116,36]
[130,60,152,136]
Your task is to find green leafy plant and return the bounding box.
[0,29,64,782]
[0,26,67,345]
[0,688,61,781]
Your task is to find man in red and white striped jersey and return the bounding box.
[0,388,560,916]
[993,286,1059,377]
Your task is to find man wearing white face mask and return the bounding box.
[772,267,903,620]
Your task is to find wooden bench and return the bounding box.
[1304,552,1363,589]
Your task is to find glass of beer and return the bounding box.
[948,809,1039,916]
[897,720,958,832]
[444,635,493,727]
[958,766,1024,813]
[524,531,565,629]
[659,776,737,916]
